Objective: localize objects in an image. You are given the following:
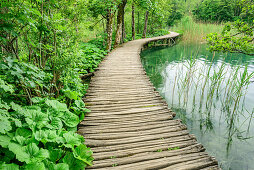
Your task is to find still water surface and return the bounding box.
[141,43,254,170]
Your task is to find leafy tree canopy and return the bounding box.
[207,0,254,55]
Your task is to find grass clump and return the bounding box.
[171,16,224,44]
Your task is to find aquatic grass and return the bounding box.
[227,65,254,138]
[171,16,224,44]
[182,54,198,107]
[205,61,226,113]
[166,51,254,140]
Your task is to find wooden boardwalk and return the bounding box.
[78,33,219,169]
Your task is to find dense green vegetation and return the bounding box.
[0,0,186,169]
[171,16,224,43]
[0,0,253,169]
[192,0,254,55]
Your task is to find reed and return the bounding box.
[171,16,224,44]
[168,51,253,138]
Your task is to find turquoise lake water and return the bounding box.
[141,43,254,170]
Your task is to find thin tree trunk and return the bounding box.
[106,9,114,51]
[114,0,127,48]
[131,3,135,40]
[121,12,126,44]
[121,2,127,44]
[142,11,149,38]
[137,11,140,34]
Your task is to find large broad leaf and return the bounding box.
[0,134,11,148]
[13,135,26,146]
[50,117,63,130]
[0,115,12,134]
[45,100,68,112]
[8,142,49,164]
[61,111,79,128]
[24,143,49,163]
[0,79,14,93]
[25,109,48,130]
[62,152,86,170]
[53,163,69,170]
[74,100,85,108]
[10,102,24,113]
[0,163,19,170]
[34,130,63,144]
[24,162,45,170]
[15,128,32,138]
[48,149,64,162]
[8,142,30,163]
[63,132,84,148]
[63,90,80,100]
[73,144,93,166]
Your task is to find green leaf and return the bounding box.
[8,142,30,163]
[50,117,63,130]
[49,149,64,162]
[74,100,85,108]
[24,143,49,163]
[8,142,49,164]
[0,79,14,93]
[53,163,69,170]
[15,128,32,138]
[63,90,80,100]
[63,132,84,148]
[34,130,61,144]
[0,100,10,110]
[24,162,45,170]
[25,109,48,130]
[0,163,19,170]
[0,115,12,134]
[31,97,46,104]
[73,144,93,166]
[61,111,79,127]
[13,135,26,146]
[0,134,11,148]
[10,102,23,113]
[12,118,22,127]
[45,100,68,112]
[62,152,86,170]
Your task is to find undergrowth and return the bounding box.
[0,38,106,169]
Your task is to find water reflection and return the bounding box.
[141,43,254,170]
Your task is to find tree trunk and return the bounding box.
[131,3,135,40]
[114,0,127,48]
[137,11,140,34]
[142,11,149,38]
[121,11,126,44]
[106,9,114,51]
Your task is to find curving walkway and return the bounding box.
[78,33,219,169]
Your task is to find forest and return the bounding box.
[0,0,253,169]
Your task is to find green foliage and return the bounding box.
[193,0,237,22]
[206,0,254,55]
[0,96,93,169]
[166,1,184,26]
[207,20,254,55]
[0,0,107,168]
[76,43,107,74]
[148,29,170,37]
